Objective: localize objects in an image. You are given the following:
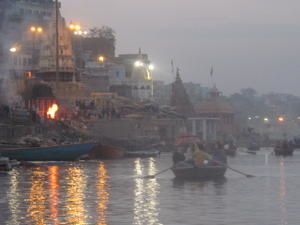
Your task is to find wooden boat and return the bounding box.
[88,144,125,159]
[224,148,237,157]
[248,142,260,152]
[246,150,257,155]
[0,143,96,161]
[274,146,294,156]
[125,150,160,158]
[172,162,226,180]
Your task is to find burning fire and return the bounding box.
[47,104,59,119]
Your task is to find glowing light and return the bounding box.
[278,116,285,122]
[10,47,17,53]
[37,27,43,33]
[134,61,144,67]
[69,22,81,31]
[148,64,154,71]
[264,117,269,123]
[98,56,105,63]
[146,70,152,81]
[47,104,58,119]
[30,26,43,33]
[248,117,252,120]
[30,26,36,32]
[75,25,81,31]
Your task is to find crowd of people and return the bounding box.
[74,100,121,120]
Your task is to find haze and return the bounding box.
[61,0,300,96]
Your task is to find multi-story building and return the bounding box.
[1,0,87,110]
[0,0,56,76]
[113,49,154,101]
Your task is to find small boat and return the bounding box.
[223,143,237,157]
[0,157,12,172]
[224,148,236,157]
[172,162,226,180]
[274,146,294,156]
[88,144,125,159]
[224,146,237,157]
[0,143,96,161]
[125,150,160,158]
[248,142,260,152]
[274,140,294,156]
[246,150,257,155]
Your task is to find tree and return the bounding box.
[88,26,116,43]
[240,88,257,99]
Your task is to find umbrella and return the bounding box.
[175,134,201,146]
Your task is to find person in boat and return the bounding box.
[210,142,227,165]
[172,148,186,164]
[224,143,229,151]
[193,143,208,167]
[184,145,194,163]
[282,140,289,151]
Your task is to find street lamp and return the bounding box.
[98,55,105,63]
[69,22,81,31]
[30,26,43,34]
[29,25,43,68]
[134,60,144,67]
[9,47,17,53]
[148,64,154,71]
[37,27,43,33]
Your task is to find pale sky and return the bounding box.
[61,0,300,96]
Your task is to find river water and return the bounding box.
[0,150,300,225]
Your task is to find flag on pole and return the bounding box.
[171,59,174,74]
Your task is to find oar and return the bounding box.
[195,144,255,178]
[143,166,173,179]
[222,163,255,178]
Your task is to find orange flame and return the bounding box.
[47,104,58,119]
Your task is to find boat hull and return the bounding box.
[89,144,125,159]
[225,148,236,157]
[172,165,226,180]
[274,147,294,156]
[0,143,96,161]
[125,150,160,158]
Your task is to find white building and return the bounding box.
[115,49,154,101]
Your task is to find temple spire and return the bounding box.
[170,68,194,116]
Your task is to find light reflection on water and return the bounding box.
[133,158,162,225]
[27,167,47,225]
[48,166,59,225]
[7,170,21,225]
[3,153,300,224]
[279,158,288,225]
[96,162,109,225]
[65,166,87,225]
